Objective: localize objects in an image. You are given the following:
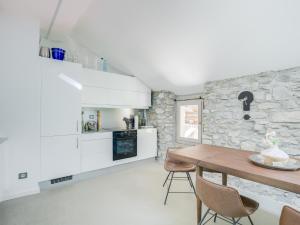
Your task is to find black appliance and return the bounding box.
[113,130,137,161]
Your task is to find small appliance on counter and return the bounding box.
[82,110,99,132]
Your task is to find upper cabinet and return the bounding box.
[40,58,82,137]
[81,69,151,109]
[40,60,152,128]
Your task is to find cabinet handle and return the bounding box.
[76,120,79,132]
[76,137,79,149]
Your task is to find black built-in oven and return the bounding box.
[113,130,137,161]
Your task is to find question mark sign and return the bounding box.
[238,91,254,120]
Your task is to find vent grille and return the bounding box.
[51,175,73,184]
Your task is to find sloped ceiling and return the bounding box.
[1,0,300,94]
[72,0,300,94]
[0,0,93,39]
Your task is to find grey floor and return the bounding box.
[0,160,279,225]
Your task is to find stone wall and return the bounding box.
[147,68,300,208]
[147,91,176,157]
[202,67,300,207]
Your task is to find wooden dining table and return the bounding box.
[169,144,300,224]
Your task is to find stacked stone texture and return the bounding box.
[147,91,176,158]
[202,67,300,154]
[201,67,300,207]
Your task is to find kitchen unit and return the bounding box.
[0,15,156,202]
[39,57,155,182]
[80,128,157,173]
[40,58,82,181]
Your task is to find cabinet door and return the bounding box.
[81,138,113,172]
[107,89,136,107]
[135,92,151,109]
[41,135,80,181]
[41,59,82,136]
[81,86,109,106]
[138,129,157,160]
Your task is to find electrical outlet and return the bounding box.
[18,172,28,179]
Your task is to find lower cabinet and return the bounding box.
[40,129,158,180]
[41,135,81,181]
[80,132,113,173]
[138,128,157,160]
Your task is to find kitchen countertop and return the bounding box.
[82,129,112,135]
[82,127,156,135]
[82,126,156,135]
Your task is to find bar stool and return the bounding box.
[196,175,259,225]
[280,206,300,225]
[163,148,196,205]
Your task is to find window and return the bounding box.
[176,100,202,143]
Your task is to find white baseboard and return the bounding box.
[2,186,40,202]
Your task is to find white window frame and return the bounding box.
[176,99,202,144]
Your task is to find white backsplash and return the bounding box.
[101,108,134,129]
[82,108,135,130]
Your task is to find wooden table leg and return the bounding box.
[196,166,203,224]
[222,173,227,186]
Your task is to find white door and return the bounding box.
[41,135,80,180]
[41,59,82,136]
[176,100,202,143]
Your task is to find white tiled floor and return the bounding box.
[0,160,279,225]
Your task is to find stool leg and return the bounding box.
[232,218,237,225]
[248,216,254,225]
[164,172,174,205]
[198,208,210,225]
[186,172,193,187]
[213,213,217,223]
[186,172,196,196]
[163,171,171,187]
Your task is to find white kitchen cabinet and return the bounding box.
[40,58,82,136]
[41,135,81,181]
[138,128,157,160]
[81,69,150,93]
[81,68,151,108]
[81,132,113,172]
[81,86,109,106]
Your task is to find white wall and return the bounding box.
[0,14,41,200]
